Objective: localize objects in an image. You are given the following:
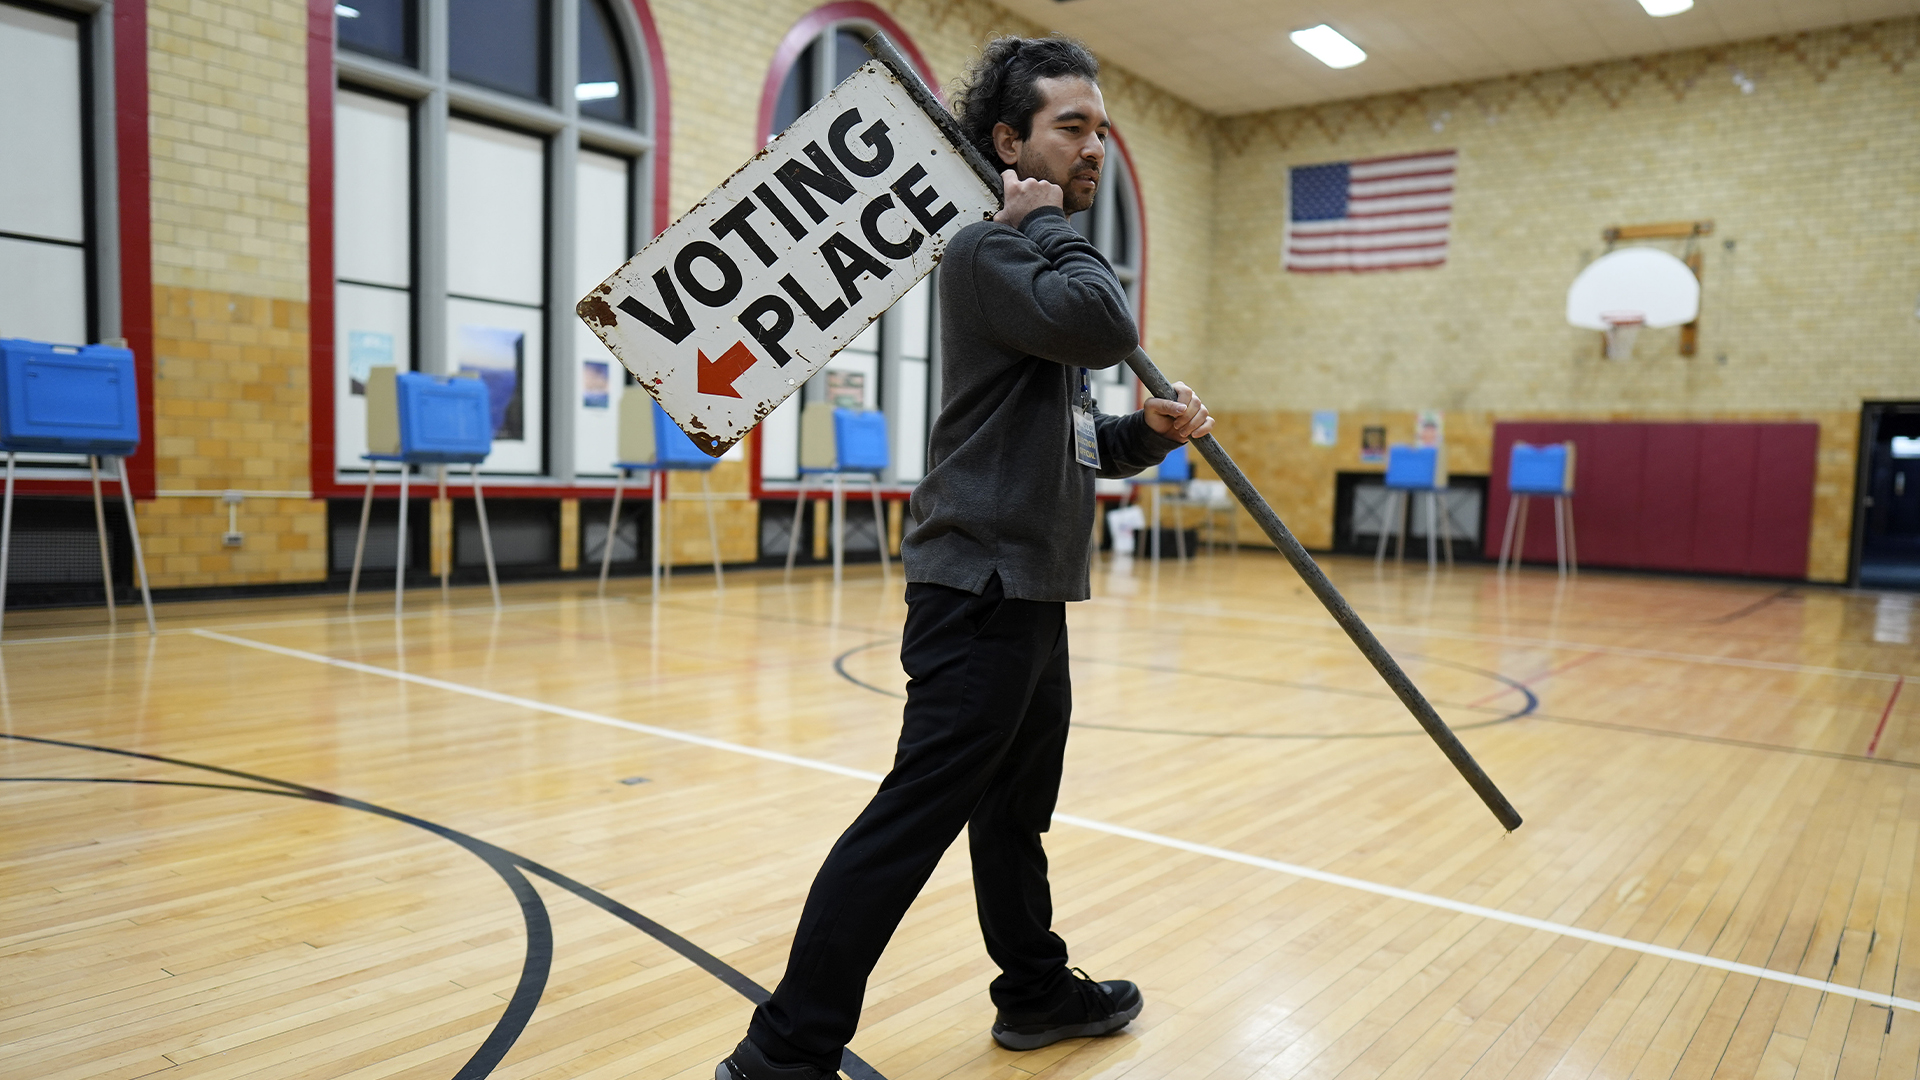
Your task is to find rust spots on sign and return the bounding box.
[577,289,618,330]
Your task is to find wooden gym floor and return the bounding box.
[3,552,1917,1080]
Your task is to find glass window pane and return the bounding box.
[576,0,632,126]
[771,40,816,136]
[335,0,413,65]
[335,91,411,288]
[334,282,412,469]
[448,298,545,474]
[833,28,867,85]
[574,150,630,477]
[449,0,547,102]
[0,237,86,343]
[446,118,544,306]
[0,4,84,243]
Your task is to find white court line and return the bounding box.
[1089,597,1911,683]
[191,627,1920,1014]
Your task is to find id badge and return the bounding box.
[1071,367,1100,469]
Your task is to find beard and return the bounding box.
[1016,146,1101,215]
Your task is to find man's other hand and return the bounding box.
[994,169,1064,226]
[1143,382,1214,443]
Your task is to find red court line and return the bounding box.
[1866,676,1905,758]
[1466,651,1605,708]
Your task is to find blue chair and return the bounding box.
[1125,444,1192,564]
[1498,441,1578,577]
[0,339,155,639]
[785,403,891,585]
[1375,444,1454,569]
[598,398,725,598]
[348,370,500,614]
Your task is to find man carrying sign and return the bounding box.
[720,36,1214,1080]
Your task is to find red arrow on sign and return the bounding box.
[697,340,758,398]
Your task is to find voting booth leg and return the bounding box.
[831,473,845,587]
[1175,491,1188,561]
[598,468,626,598]
[1441,492,1455,568]
[1374,489,1394,567]
[1497,494,1523,573]
[1565,497,1579,575]
[438,466,450,597]
[700,472,724,591]
[348,463,378,608]
[0,453,13,640]
[1150,486,1162,565]
[784,482,809,582]
[468,464,501,609]
[114,458,156,635]
[651,471,663,598]
[88,457,118,624]
[394,465,410,617]
[869,476,890,580]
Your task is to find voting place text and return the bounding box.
[578,61,997,457]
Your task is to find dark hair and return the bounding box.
[951,35,1100,168]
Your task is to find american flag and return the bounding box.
[1284,150,1457,272]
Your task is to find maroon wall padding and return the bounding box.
[1485,421,1819,578]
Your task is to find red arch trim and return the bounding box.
[756,2,942,145]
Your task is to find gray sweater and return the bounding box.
[901,206,1181,602]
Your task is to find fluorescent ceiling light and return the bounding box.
[576,82,621,101]
[1290,24,1367,69]
[1893,436,1920,459]
[1636,0,1693,16]
[334,4,359,16]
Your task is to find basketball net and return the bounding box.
[1601,311,1644,360]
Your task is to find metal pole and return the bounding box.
[470,463,501,609]
[0,452,13,641]
[348,461,377,609]
[599,467,626,597]
[864,30,1521,832]
[90,456,117,623]
[395,464,409,617]
[115,458,156,634]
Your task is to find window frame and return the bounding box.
[308,0,670,498]
[1,0,154,498]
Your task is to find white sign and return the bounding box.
[578,61,998,457]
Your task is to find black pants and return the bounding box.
[748,574,1076,1072]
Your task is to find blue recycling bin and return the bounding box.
[0,339,140,455]
[395,372,493,463]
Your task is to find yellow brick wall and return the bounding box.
[143,0,323,587]
[1202,18,1920,582]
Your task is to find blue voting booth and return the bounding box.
[785,404,892,585]
[347,370,501,614]
[598,398,726,598]
[1376,444,1455,569]
[0,339,155,638]
[1126,443,1192,563]
[1498,441,1578,576]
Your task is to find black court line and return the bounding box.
[831,640,1539,739]
[0,733,887,1080]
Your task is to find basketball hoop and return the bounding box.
[1600,310,1644,360]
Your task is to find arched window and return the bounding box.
[755,8,938,496]
[329,0,659,482]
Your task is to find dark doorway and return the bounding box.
[1853,402,1920,590]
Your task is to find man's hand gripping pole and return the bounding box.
[864,32,1524,833]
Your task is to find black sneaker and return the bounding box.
[714,1037,832,1080]
[990,968,1144,1050]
